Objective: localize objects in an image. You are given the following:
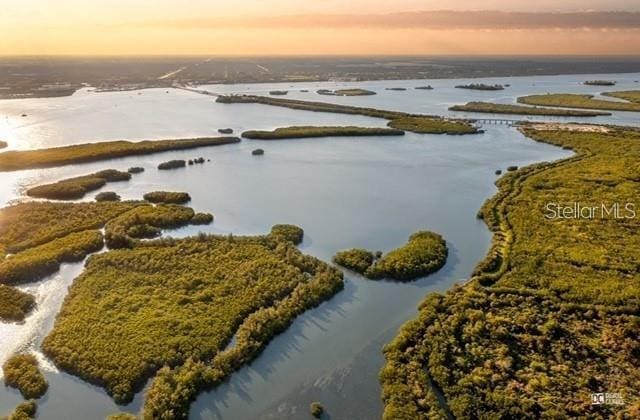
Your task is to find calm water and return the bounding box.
[0,72,638,419]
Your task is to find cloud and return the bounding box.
[149,10,640,30]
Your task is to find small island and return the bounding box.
[333,230,448,281]
[415,85,433,90]
[26,169,132,200]
[518,92,640,112]
[0,137,240,172]
[95,191,121,202]
[127,166,144,174]
[455,83,504,91]
[0,141,7,149]
[158,159,186,170]
[584,80,616,86]
[2,353,48,399]
[269,90,288,95]
[218,128,233,134]
[317,88,376,96]
[252,148,265,155]
[143,191,191,204]
[449,101,610,117]
[387,117,477,135]
[242,126,405,140]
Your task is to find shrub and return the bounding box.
[310,402,324,418]
[2,354,48,399]
[365,231,448,281]
[0,285,35,322]
[143,191,191,204]
[333,248,375,274]
[191,213,214,225]
[158,160,186,170]
[5,400,37,420]
[270,224,304,245]
[95,191,121,202]
[27,169,131,200]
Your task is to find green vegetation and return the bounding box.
[2,354,48,399]
[602,90,640,103]
[127,166,145,174]
[216,95,478,135]
[0,285,35,322]
[332,248,374,273]
[191,213,214,225]
[381,125,640,419]
[104,204,198,249]
[158,160,186,170]
[106,414,137,420]
[0,137,240,172]
[26,169,131,200]
[317,88,375,96]
[310,402,324,418]
[388,117,477,135]
[334,231,448,281]
[43,228,344,411]
[270,224,304,245]
[2,400,37,420]
[455,83,504,91]
[366,231,448,280]
[518,93,640,112]
[252,148,264,156]
[449,101,610,116]
[584,80,616,86]
[95,191,121,202]
[143,191,191,204]
[242,126,405,140]
[0,230,104,285]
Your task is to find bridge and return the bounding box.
[471,118,522,126]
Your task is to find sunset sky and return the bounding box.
[2,0,640,56]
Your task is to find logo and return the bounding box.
[591,392,624,406]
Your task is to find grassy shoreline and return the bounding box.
[0,137,240,172]
[242,126,405,139]
[450,101,610,117]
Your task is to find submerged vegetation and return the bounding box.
[334,231,448,281]
[0,137,240,172]
[381,125,640,418]
[26,169,132,200]
[518,93,640,112]
[455,83,504,91]
[2,354,48,399]
[43,227,344,414]
[143,191,191,204]
[242,126,404,140]
[449,101,610,116]
[216,95,478,135]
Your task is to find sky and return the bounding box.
[2,1,640,56]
